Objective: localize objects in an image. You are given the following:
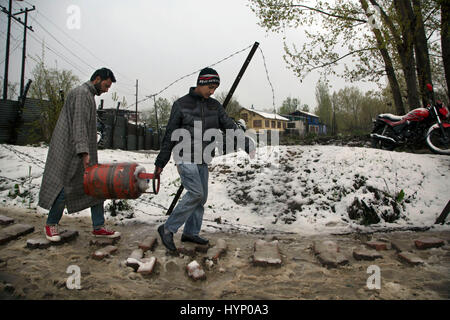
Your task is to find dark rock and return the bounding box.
[0,224,35,245]
[0,215,14,226]
[26,238,51,249]
[397,252,424,266]
[414,238,445,250]
[353,248,383,261]
[365,240,388,251]
[59,230,79,243]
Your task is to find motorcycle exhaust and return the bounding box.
[370,133,397,144]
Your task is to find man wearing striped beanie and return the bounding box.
[195,67,220,98]
[154,66,241,252]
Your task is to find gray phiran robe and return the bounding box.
[38,81,104,213]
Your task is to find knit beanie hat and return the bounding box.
[197,67,220,86]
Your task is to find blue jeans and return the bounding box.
[164,163,209,236]
[46,188,105,229]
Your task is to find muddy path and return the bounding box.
[0,206,449,300]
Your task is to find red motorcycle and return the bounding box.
[371,84,450,155]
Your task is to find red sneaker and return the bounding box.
[92,227,121,238]
[45,225,61,242]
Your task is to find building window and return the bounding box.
[277,121,281,128]
[253,120,262,128]
[242,113,248,122]
[271,121,276,128]
[283,122,286,129]
[265,120,270,127]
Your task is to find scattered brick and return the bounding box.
[206,239,227,263]
[129,248,144,260]
[138,236,157,252]
[414,238,445,250]
[26,238,51,249]
[92,245,117,260]
[312,241,348,268]
[365,240,388,251]
[252,239,282,267]
[0,224,35,245]
[186,260,206,281]
[137,257,157,274]
[398,252,424,266]
[353,248,383,261]
[126,258,140,271]
[0,215,14,226]
[126,257,157,274]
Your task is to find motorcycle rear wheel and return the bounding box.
[426,126,450,155]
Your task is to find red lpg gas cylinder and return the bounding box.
[83,162,160,199]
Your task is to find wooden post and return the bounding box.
[435,200,450,225]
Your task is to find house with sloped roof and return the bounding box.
[284,110,327,135]
[239,106,289,133]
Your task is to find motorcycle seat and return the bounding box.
[378,113,403,122]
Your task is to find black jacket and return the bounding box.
[155,87,239,169]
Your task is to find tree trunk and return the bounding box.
[411,0,434,106]
[442,0,450,101]
[393,0,421,110]
[360,0,405,114]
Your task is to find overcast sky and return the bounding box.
[1,0,377,115]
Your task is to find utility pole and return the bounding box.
[1,0,12,100]
[135,79,138,150]
[0,2,35,100]
[15,5,35,99]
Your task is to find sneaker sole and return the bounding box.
[45,235,61,242]
[44,228,61,242]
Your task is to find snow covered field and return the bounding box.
[0,143,449,236]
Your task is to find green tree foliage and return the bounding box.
[29,54,80,143]
[141,97,172,129]
[315,80,333,131]
[0,78,19,100]
[249,0,446,113]
[279,96,300,114]
[317,82,395,135]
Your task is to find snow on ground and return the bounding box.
[0,143,449,236]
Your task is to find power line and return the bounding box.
[26,30,90,77]
[258,46,276,114]
[29,14,97,71]
[29,7,143,89]
[6,9,90,77]
[125,43,254,110]
[0,40,21,65]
